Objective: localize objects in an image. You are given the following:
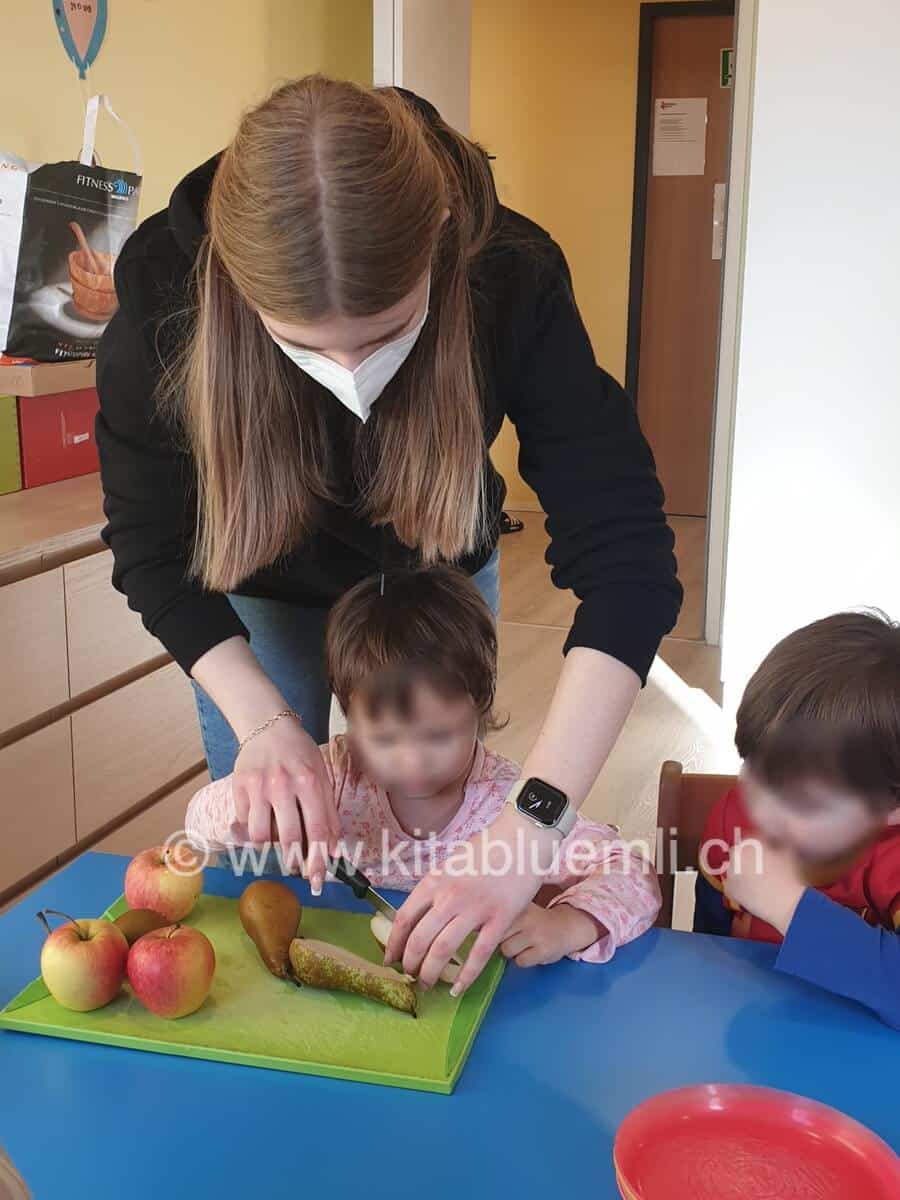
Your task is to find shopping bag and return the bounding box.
[0,94,142,361]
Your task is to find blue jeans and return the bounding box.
[193,550,501,780]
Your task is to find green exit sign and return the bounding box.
[720,47,734,88]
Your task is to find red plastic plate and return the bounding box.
[614,1084,900,1200]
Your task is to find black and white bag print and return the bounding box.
[0,95,142,361]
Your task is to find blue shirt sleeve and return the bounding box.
[776,887,900,1029]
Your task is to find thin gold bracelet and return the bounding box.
[237,709,302,752]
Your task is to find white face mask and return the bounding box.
[268,283,430,423]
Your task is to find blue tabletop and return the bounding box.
[1,853,897,1198]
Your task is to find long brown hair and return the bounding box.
[164,75,497,591]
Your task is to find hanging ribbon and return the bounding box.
[52,0,109,80]
[79,94,143,176]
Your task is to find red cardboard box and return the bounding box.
[17,387,100,488]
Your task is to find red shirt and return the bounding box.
[699,786,900,944]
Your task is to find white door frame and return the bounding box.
[373,0,402,86]
[372,0,472,132]
[704,0,759,646]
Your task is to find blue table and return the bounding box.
[1,853,897,1198]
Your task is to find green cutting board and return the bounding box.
[0,894,504,1093]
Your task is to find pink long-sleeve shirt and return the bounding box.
[185,737,660,963]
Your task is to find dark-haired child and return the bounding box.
[696,611,900,1026]
[187,567,660,972]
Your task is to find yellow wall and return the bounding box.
[472,0,688,506]
[1,0,372,218]
[4,0,674,509]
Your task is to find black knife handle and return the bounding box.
[330,856,371,899]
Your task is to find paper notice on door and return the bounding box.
[652,98,708,176]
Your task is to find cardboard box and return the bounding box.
[0,357,96,398]
[0,395,21,495]
[17,388,99,488]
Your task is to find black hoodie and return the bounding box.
[95,110,681,685]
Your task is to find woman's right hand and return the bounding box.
[233,715,340,893]
[191,637,341,893]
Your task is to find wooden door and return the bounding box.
[632,8,734,516]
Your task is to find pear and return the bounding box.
[113,908,171,947]
[369,912,460,986]
[289,938,417,1016]
[239,881,302,978]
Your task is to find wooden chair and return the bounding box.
[655,760,738,929]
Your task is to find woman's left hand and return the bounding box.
[383,804,556,994]
[385,648,642,992]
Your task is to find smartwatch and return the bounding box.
[506,777,577,837]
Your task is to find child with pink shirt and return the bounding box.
[185,567,660,968]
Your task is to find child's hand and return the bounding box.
[725,839,807,935]
[500,902,603,967]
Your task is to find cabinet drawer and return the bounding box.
[65,549,163,695]
[0,569,68,735]
[73,663,205,839]
[0,719,75,893]
[95,770,210,856]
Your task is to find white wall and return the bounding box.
[720,0,900,711]
[373,0,471,133]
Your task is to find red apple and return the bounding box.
[124,845,203,922]
[38,910,128,1012]
[127,924,215,1019]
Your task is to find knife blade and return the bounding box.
[328,856,463,968]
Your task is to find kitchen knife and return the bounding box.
[328,856,464,968]
[329,855,399,922]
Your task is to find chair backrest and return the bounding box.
[655,760,739,928]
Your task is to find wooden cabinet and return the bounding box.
[65,550,162,695]
[95,771,211,856]
[0,720,75,892]
[0,570,68,736]
[72,663,205,840]
[0,474,213,902]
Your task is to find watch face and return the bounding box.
[516,778,568,827]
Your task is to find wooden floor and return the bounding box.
[498,512,719,695]
[488,511,736,847]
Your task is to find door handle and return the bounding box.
[712,182,727,260]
